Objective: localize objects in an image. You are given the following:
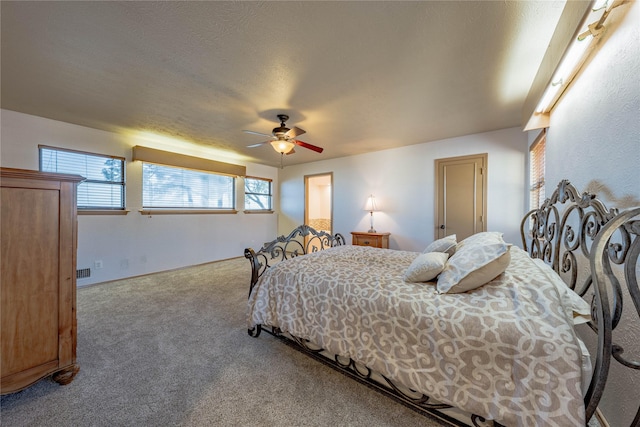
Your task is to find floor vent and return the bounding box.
[76,268,91,279]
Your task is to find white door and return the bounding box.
[435,154,487,240]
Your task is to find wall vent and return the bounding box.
[76,268,91,279]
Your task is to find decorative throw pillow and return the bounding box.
[454,231,502,249]
[423,234,457,256]
[437,232,511,293]
[403,252,449,282]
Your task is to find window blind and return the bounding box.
[244,176,272,210]
[39,145,125,209]
[529,131,546,209]
[142,163,235,209]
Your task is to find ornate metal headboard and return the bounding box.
[244,224,346,296]
[520,179,640,425]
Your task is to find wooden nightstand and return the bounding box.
[351,231,390,249]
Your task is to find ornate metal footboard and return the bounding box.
[244,224,346,298]
[244,225,345,340]
[520,180,640,426]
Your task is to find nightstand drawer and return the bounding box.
[351,232,390,249]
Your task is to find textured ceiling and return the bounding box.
[1,1,566,167]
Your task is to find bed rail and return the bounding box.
[521,179,640,425]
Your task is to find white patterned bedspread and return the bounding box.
[247,245,586,426]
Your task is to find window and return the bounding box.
[529,131,546,209]
[142,163,235,209]
[244,177,272,211]
[39,145,125,209]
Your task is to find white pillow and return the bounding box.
[437,232,511,293]
[404,252,449,282]
[423,234,457,256]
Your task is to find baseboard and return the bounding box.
[595,408,610,427]
[78,256,244,288]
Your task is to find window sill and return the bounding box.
[244,210,274,214]
[79,209,130,216]
[138,209,238,215]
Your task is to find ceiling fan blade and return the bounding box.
[285,126,306,138]
[294,140,323,153]
[246,141,270,148]
[243,130,273,138]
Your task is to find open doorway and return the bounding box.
[305,173,333,234]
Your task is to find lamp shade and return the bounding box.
[270,139,295,154]
[364,194,378,212]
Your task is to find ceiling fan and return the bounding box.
[244,114,324,155]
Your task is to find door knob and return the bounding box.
[439,225,445,229]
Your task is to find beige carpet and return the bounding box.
[1,257,451,427]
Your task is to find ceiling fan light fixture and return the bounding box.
[270,139,295,154]
[245,114,322,155]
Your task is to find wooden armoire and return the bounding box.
[1,167,84,394]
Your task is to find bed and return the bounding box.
[244,180,640,427]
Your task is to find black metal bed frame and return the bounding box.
[520,179,639,426]
[244,224,346,300]
[245,180,639,426]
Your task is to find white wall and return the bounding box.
[544,4,640,205]
[0,110,278,285]
[279,127,528,250]
[528,2,639,425]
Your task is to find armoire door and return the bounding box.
[1,168,81,394]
